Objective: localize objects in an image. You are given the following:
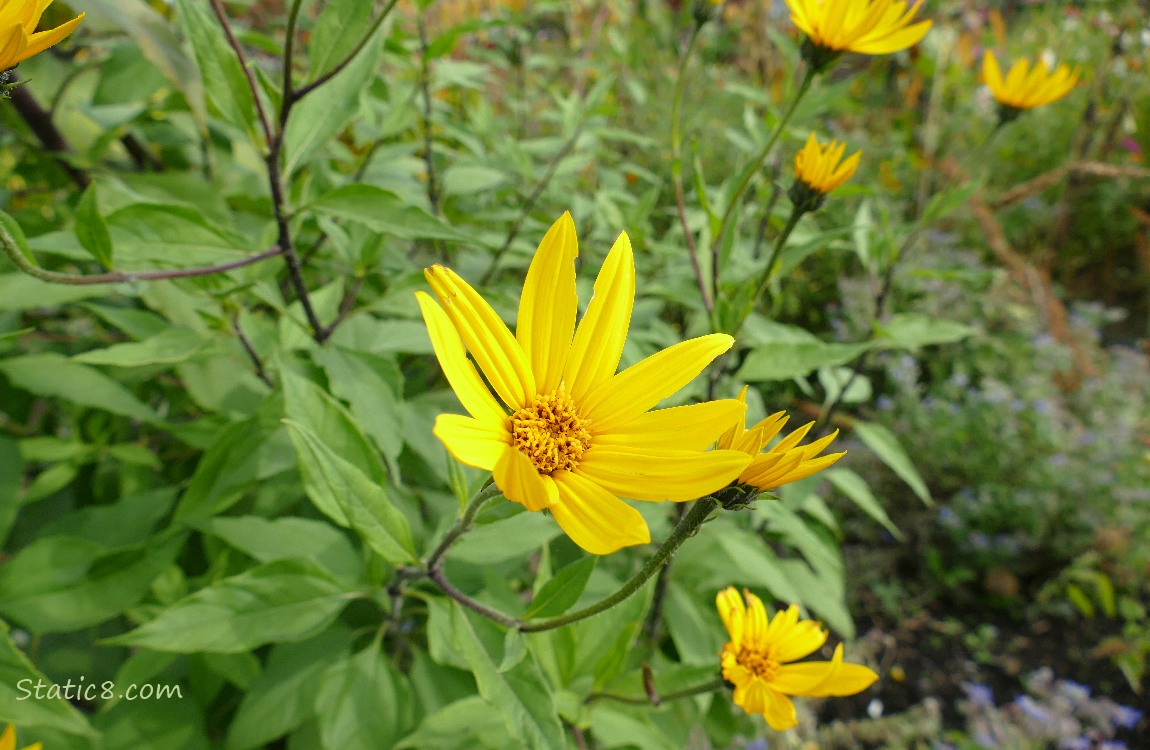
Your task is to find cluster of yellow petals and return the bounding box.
[0,0,83,72]
[982,51,1080,111]
[718,386,846,490]
[793,132,861,197]
[419,213,753,555]
[0,725,41,750]
[783,0,931,55]
[717,587,878,731]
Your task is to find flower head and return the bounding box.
[789,132,860,212]
[418,213,752,554]
[1,725,42,750]
[784,0,931,71]
[982,51,1080,119]
[717,587,878,731]
[0,0,84,72]
[718,386,845,491]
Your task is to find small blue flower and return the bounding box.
[1112,704,1143,730]
[1014,694,1049,722]
[962,681,994,706]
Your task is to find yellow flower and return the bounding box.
[718,386,845,490]
[982,51,1080,112]
[0,724,43,750]
[794,132,861,197]
[784,0,931,57]
[418,213,752,555]
[0,0,84,72]
[717,587,878,731]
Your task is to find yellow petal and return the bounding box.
[761,687,799,730]
[772,619,829,663]
[717,385,750,450]
[716,586,745,644]
[417,292,507,425]
[433,413,508,470]
[493,445,557,512]
[577,447,750,502]
[563,231,635,402]
[516,212,578,394]
[580,334,734,433]
[0,24,27,70]
[593,399,745,452]
[0,725,14,750]
[550,470,650,554]
[18,12,83,63]
[983,51,1003,95]
[774,644,879,697]
[426,265,535,410]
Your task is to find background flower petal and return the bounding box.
[577,447,750,501]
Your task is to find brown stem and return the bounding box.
[7,80,89,189]
[207,0,273,147]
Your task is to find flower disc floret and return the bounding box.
[418,212,753,555]
[0,0,84,72]
[716,587,878,731]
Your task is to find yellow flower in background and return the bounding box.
[784,0,931,61]
[716,587,878,731]
[418,212,752,555]
[0,724,43,750]
[718,386,845,490]
[982,51,1080,113]
[794,132,861,197]
[0,0,84,71]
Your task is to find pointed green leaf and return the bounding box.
[524,556,597,620]
[74,183,113,268]
[853,420,933,505]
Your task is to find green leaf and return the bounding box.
[0,274,107,312]
[106,203,247,267]
[449,602,565,750]
[308,0,377,78]
[284,420,416,564]
[202,516,360,579]
[93,691,212,749]
[524,556,597,620]
[876,312,976,350]
[0,623,97,739]
[284,33,383,177]
[71,328,210,367]
[310,184,470,242]
[824,467,903,540]
[715,527,802,603]
[174,0,257,138]
[0,535,184,632]
[74,183,114,268]
[105,559,351,653]
[0,353,160,423]
[449,510,560,565]
[315,645,412,750]
[853,421,933,505]
[921,182,979,224]
[664,583,723,665]
[396,696,507,750]
[736,341,872,382]
[226,628,351,750]
[312,347,405,472]
[442,165,508,197]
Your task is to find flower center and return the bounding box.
[736,646,779,681]
[510,387,592,475]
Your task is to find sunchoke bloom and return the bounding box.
[0,0,84,72]
[717,587,878,731]
[789,132,860,213]
[982,51,1080,120]
[0,724,42,750]
[718,386,845,491]
[418,212,752,555]
[784,0,932,71]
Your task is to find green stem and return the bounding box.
[586,677,726,706]
[293,0,398,101]
[669,26,710,312]
[424,483,503,572]
[710,66,817,306]
[520,497,718,633]
[735,202,804,331]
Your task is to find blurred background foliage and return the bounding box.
[0,0,1148,748]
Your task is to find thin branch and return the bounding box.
[231,315,274,388]
[479,122,585,285]
[7,81,90,189]
[0,225,282,284]
[416,12,441,217]
[292,0,398,101]
[207,0,273,147]
[427,567,519,628]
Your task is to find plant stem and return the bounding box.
[586,677,726,706]
[669,25,711,313]
[736,202,804,331]
[293,0,398,101]
[709,66,816,306]
[0,220,282,284]
[8,82,89,189]
[424,483,503,572]
[520,497,718,633]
